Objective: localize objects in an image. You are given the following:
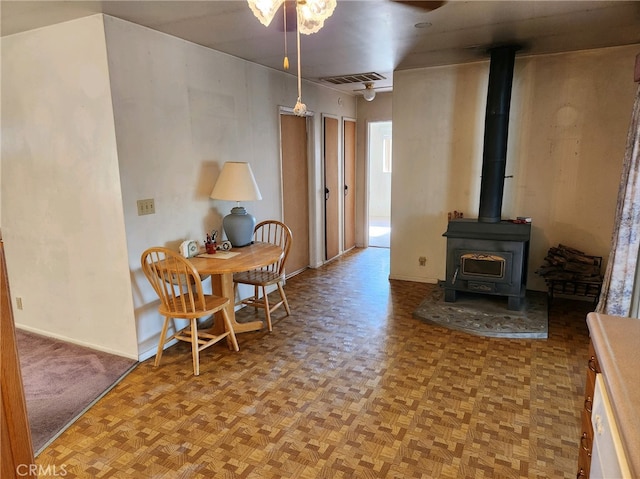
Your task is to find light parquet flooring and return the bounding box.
[35,247,591,478]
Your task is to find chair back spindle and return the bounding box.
[233,220,293,332]
[253,221,291,276]
[142,249,206,314]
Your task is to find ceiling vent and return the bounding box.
[319,72,386,85]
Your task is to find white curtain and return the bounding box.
[597,84,640,317]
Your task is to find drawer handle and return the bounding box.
[576,468,586,479]
[580,432,591,453]
[584,396,593,413]
[588,356,598,372]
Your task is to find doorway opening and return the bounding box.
[368,121,392,248]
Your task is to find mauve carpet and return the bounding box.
[15,329,137,455]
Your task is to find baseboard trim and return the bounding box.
[14,324,138,360]
[388,274,439,284]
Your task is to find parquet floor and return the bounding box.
[35,247,592,478]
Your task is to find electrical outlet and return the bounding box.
[16,297,23,310]
[419,256,427,266]
[137,198,155,216]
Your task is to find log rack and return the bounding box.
[537,245,603,308]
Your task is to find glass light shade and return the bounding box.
[297,0,336,34]
[363,84,376,102]
[247,0,285,27]
[247,0,335,35]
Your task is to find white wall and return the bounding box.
[391,45,639,290]
[101,16,357,358]
[1,14,356,360]
[1,16,139,358]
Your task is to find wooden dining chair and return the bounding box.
[141,247,238,376]
[233,220,292,332]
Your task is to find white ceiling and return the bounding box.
[2,1,640,96]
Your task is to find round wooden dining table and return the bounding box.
[188,241,283,333]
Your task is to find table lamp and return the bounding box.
[210,162,263,247]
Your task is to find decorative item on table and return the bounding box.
[447,211,464,221]
[210,162,262,247]
[180,240,199,258]
[204,230,217,254]
[218,240,232,251]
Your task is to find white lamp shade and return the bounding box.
[210,162,263,202]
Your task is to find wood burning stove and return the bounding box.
[444,219,530,310]
[443,45,531,311]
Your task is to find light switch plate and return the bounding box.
[137,198,155,216]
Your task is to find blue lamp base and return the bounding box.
[223,206,256,247]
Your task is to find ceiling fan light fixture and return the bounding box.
[248,0,336,115]
[296,0,337,34]
[247,0,284,27]
[363,82,376,101]
[247,0,335,35]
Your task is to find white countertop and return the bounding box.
[586,312,640,477]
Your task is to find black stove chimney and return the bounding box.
[478,45,519,223]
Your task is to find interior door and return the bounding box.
[281,113,310,277]
[343,118,356,251]
[1,240,36,479]
[324,116,340,261]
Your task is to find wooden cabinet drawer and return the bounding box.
[585,369,596,415]
[577,341,599,479]
[587,342,600,374]
[578,444,591,479]
[581,408,594,447]
[578,407,593,479]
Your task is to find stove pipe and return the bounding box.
[478,45,519,223]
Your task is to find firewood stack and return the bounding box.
[536,244,602,282]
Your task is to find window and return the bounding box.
[382,136,392,173]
